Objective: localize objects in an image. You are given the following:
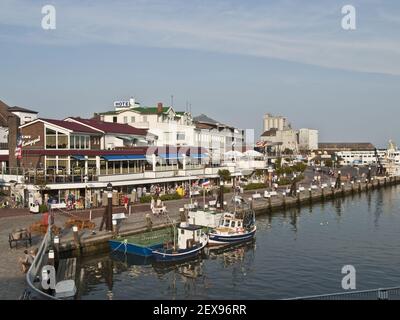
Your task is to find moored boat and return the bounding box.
[152,223,208,263]
[109,228,174,257]
[208,197,256,246]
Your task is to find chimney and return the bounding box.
[157,102,163,114]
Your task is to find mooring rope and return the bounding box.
[112,238,128,254]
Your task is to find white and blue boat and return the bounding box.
[152,223,208,263]
[208,197,257,246]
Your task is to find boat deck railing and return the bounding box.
[286,286,400,300]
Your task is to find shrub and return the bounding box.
[277,174,305,186]
[139,195,153,203]
[243,183,266,191]
[160,192,183,201]
[218,169,231,182]
[39,204,49,213]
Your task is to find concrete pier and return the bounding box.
[56,176,400,257]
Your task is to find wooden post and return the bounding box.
[48,250,55,266]
[321,187,325,201]
[282,192,286,209]
[112,219,118,236]
[53,236,60,266]
[384,177,387,187]
[72,225,80,253]
[351,181,354,194]
[296,190,301,206]
[267,195,272,212]
[308,188,312,203]
[341,183,345,196]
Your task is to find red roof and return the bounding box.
[40,118,100,134]
[67,117,148,136]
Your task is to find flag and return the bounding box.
[15,134,22,160]
[201,180,210,187]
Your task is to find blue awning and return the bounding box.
[158,153,183,160]
[190,153,209,159]
[102,155,146,161]
[71,155,86,161]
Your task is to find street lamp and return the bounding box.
[106,182,113,231]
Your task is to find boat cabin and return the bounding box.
[217,213,245,233]
[177,223,203,250]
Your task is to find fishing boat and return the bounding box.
[109,228,174,257]
[152,222,208,263]
[208,196,256,246]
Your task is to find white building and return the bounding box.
[336,150,385,166]
[299,128,318,151]
[193,114,245,164]
[95,98,195,147]
[8,106,38,125]
[260,128,298,153]
[263,113,288,132]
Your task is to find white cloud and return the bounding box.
[1,0,400,75]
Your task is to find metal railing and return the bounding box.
[286,287,400,300]
[24,226,57,300]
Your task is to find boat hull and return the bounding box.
[109,240,163,257]
[208,226,256,246]
[152,242,207,263]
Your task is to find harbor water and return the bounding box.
[76,186,400,299]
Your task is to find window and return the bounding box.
[46,128,57,149]
[231,221,236,228]
[142,116,147,122]
[113,116,117,123]
[123,116,128,124]
[131,116,135,123]
[58,132,68,149]
[181,229,185,235]
[224,219,230,227]
[177,132,185,141]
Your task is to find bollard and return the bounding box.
[267,195,272,211]
[53,236,60,265]
[112,219,118,235]
[145,213,153,231]
[179,208,186,222]
[48,250,55,266]
[72,225,79,248]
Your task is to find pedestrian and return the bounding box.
[123,195,129,211]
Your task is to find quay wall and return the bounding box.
[58,176,400,257]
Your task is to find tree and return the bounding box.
[218,169,231,182]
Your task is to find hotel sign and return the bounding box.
[22,135,41,147]
[114,101,130,108]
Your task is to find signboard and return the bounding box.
[113,101,131,108]
[22,135,41,147]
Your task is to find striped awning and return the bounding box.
[102,155,147,161]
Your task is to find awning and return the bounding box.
[71,155,86,161]
[190,153,209,159]
[158,153,183,160]
[102,155,146,161]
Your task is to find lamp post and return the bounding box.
[106,182,113,231]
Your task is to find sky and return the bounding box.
[1,0,400,147]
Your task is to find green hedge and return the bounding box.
[39,204,49,213]
[160,193,183,201]
[277,174,305,186]
[243,183,266,191]
[139,195,153,203]
[140,192,183,203]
